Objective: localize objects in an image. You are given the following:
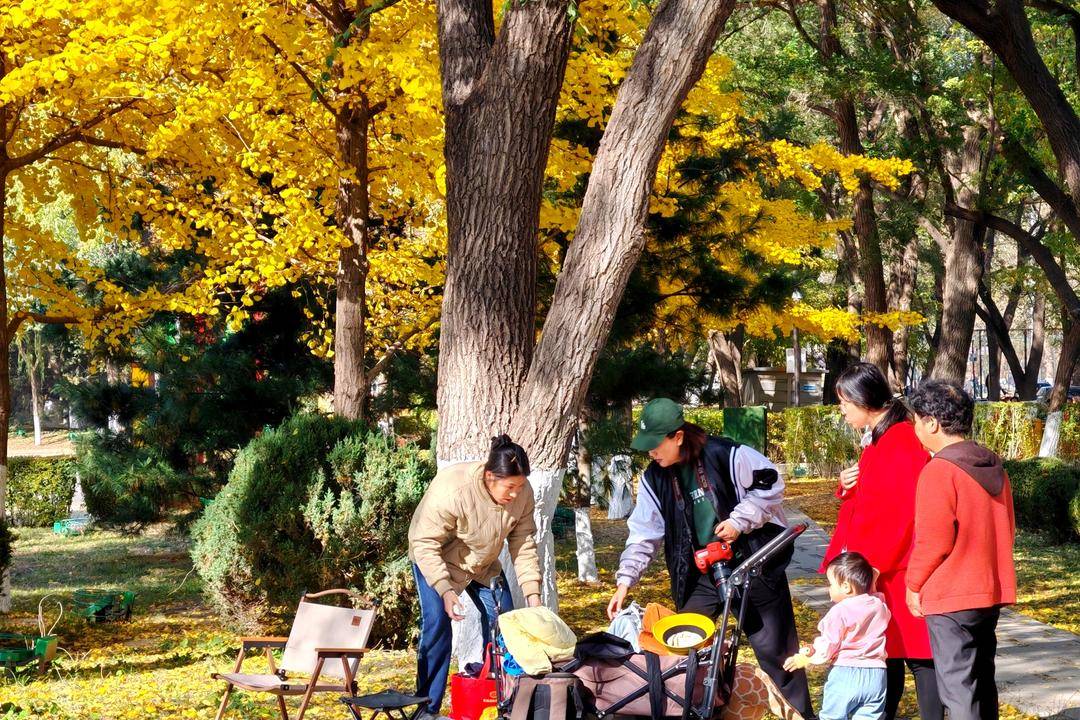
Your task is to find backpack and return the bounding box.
[508,673,590,720]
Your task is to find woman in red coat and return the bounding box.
[821,363,944,720]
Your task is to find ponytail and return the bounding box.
[485,434,531,478]
[873,396,910,445]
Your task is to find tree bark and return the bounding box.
[708,328,744,407]
[508,0,738,469]
[332,100,370,421]
[930,123,989,385]
[435,0,574,463]
[932,0,1080,206]
[497,0,736,613]
[976,249,1045,399]
[982,231,1001,400]
[977,283,1028,396]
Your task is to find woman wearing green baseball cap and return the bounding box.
[607,398,815,718]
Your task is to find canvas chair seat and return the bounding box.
[212,672,348,695]
[212,589,375,720]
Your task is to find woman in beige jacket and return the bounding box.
[408,435,542,719]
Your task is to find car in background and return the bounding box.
[1035,383,1080,403]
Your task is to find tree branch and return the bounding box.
[1000,133,1080,238]
[72,133,147,155]
[7,311,82,339]
[944,203,1080,317]
[3,98,141,173]
[261,34,337,117]
[975,282,1027,384]
[365,341,402,383]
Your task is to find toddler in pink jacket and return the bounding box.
[785,552,891,719]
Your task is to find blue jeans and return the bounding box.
[821,666,887,720]
[413,564,515,714]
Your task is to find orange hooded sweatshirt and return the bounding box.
[906,441,1016,615]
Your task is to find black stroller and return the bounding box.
[490,523,807,720]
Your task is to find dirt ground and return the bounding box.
[7,429,76,457]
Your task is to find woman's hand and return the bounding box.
[713,519,741,543]
[442,590,465,621]
[607,584,630,620]
[839,464,859,491]
[526,594,542,608]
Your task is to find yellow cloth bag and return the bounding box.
[497,607,577,675]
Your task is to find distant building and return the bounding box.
[741,367,826,409]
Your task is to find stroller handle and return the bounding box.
[728,523,807,587]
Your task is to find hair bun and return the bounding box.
[491,434,514,450]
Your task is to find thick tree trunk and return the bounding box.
[437,0,736,648]
[932,0,1080,206]
[708,328,743,407]
[509,0,738,469]
[503,0,735,613]
[931,124,988,385]
[332,100,371,421]
[435,0,574,463]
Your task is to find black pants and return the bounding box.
[885,658,944,720]
[925,607,1001,720]
[680,569,815,719]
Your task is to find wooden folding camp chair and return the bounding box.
[212,589,375,720]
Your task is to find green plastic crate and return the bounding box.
[722,406,768,452]
[0,634,57,673]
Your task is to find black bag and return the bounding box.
[509,673,590,720]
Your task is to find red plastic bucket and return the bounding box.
[449,644,497,720]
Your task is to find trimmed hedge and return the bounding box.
[684,408,725,436]
[769,406,860,472]
[1003,457,1080,543]
[7,456,78,527]
[1059,407,1080,463]
[973,402,1043,460]
[191,413,435,646]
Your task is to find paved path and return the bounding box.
[784,507,1080,719]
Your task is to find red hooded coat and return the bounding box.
[821,420,933,659]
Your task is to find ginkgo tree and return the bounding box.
[0,0,446,609]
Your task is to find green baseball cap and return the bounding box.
[631,398,685,451]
